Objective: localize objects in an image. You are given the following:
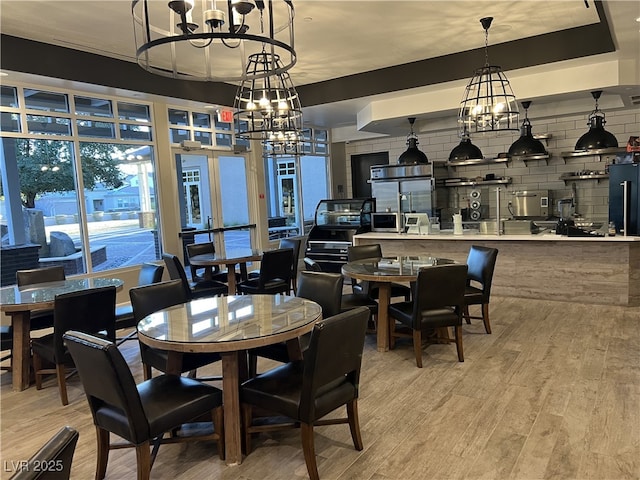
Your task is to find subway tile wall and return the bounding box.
[344,107,640,223]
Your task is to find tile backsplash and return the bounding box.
[344,107,640,223]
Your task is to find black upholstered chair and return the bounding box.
[130,280,222,380]
[279,237,302,294]
[388,264,468,368]
[241,306,370,480]
[9,426,79,480]
[185,241,231,284]
[63,331,224,480]
[16,266,66,331]
[162,253,227,299]
[303,257,321,272]
[348,244,411,301]
[31,286,117,405]
[237,248,294,295]
[115,262,165,345]
[464,245,499,334]
[247,271,345,375]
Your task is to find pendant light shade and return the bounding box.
[458,17,519,136]
[398,118,429,164]
[508,101,548,158]
[234,52,303,144]
[449,129,483,162]
[574,91,618,150]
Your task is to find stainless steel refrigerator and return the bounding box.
[609,163,640,235]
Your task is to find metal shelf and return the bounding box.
[560,173,609,183]
[561,147,627,160]
[510,153,551,165]
[442,177,512,188]
[446,156,510,167]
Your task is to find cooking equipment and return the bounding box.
[609,163,640,235]
[371,212,402,233]
[503,219,535,235]
[370,163,436,218]
[510,190,549,218]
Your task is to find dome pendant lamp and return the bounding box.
[449,127,483,162]
[508,101,548,159]
[458,17,519,136]
[574,90,618,150]
[398,118,429,164]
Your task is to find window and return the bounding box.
[167,106,243,150]
[0,85,160,280]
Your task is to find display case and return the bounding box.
[306,198,375,273]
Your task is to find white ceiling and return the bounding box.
[1,1,639,136]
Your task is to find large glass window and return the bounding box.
[0,85,159,281]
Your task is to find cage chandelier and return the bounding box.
[234,51,303,149]
[458,17,519,135]
[132,0,296,82]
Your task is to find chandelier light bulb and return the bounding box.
[51,166,60,172]
[41,166,48,172]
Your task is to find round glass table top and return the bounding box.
[0,277,124,310]
[189,248,262,265]
[342,255,455,282]
[137,294,322,352]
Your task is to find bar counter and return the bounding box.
[353,232,640,307]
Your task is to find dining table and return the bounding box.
[189,247,262,295]
[342,255,455,352]
[0,277,124,392]
[136,293,322,466]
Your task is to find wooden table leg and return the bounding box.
[165,351,184,375]
[226,263,238,295]
[376,284,391,352]
[221,351,242,465]
[10,311,32,392]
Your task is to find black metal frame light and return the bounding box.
[132,0,296,82]
[398,118,429,164]
[574,90,618,150]
[458,17,519,135]
[233,51,303,145]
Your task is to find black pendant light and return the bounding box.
[575,91,618,150]
[398,118,429,164]
[508,101,548,158]
[449,128,483,162]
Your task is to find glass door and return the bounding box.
[174,150,253,255]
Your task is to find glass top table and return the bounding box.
[0,277,124,392]
[342,256,455,352]
[137,294,322,466]
[188,248,262,294]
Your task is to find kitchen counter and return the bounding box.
[353,232,640,306]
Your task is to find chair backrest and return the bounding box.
[466,246,499,298]
[137,262,164,286]
[16,266,66,286]
[258,248,294,287]
[347,244,382,262]
[412,264,468,324]
[186,242,216,277]
[52,286,117,361]
[129,280,188,322]
[9,426,79,480]
[162,253,192,298]
[303,257,322,272]
[299,306,369,423]
[279,237,301,282]
[63,331,149,445]
[297,271,344,318]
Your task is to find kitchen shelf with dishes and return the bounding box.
[559,171,609,184]
[560,147,627,162]
[446,156,510,168]
[441,177,512,188]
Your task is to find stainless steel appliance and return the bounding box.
[609,163,640,235]
[369,164,435,222]
[371,212,402,232]
[305,198,375,273]
[510,190,549,218]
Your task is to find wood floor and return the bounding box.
[1,296,639,480]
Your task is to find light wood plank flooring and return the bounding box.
[1,296,639,479]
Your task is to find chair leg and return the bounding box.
[454,325,464,362]
[248,353,258,378]
[213,406,225,460]
[481,303,492,334]
[95,427,110,480]
[346,399,364,451]
[56,364,69,406]
[33,352,43,390]
[413,329,423,368]
[301,423,320,480]
[388,317,396,350]
[135,441,152,480]
[463,305,471,324]
[142,363,152,381]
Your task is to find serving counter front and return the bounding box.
[353,232,640,307]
